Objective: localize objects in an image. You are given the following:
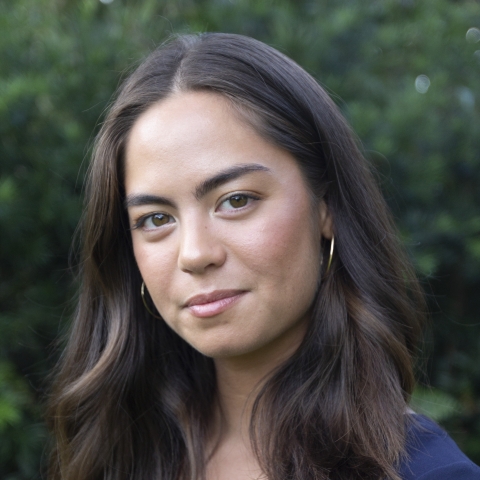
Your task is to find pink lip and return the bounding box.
[184,290,247,318]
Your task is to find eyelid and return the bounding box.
[215,191,261,212]
[130,211,174,231]
[129,191,261,229]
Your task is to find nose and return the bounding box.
[177,216,226,274]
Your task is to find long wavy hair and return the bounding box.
[47,33,425,480]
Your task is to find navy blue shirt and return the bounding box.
[399,415,480,479]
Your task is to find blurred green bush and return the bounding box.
[1,0,479,477]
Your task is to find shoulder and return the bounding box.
[399,414,480,480]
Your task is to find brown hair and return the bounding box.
[47,33,425,480]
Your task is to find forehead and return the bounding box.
[126,91,250,157]
[123,91,305,196]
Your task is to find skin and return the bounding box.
[124,91,332,479]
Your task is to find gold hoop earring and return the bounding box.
[141,282,162,319]
[324,236,335,276]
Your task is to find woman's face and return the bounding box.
[124,91,332,361]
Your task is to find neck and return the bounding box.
[210,321,307,445]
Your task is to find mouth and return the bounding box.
[184,290,247,318]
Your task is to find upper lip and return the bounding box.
[184,290,246,307]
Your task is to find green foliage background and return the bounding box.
[1,0,479,477]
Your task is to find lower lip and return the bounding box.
[187,292,246,318]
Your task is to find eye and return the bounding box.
[133,213,174,230]
[217,193,259,212]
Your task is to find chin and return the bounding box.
[188,337,261,360]
[194,344,249,359]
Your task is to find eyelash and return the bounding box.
[217,192,260,212]
[131,212,173,231]
[131,193,260,231]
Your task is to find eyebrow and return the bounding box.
[124,163,270,209]
[124,194,175,210]
[194,163,270,200]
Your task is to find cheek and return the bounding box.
[132,237,177,290]
[236,200,321,291]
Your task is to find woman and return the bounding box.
[47,33,480,479]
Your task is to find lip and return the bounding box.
[184,290,247,318]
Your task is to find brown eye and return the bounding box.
[217,193,259,213]
[151,214,169,226]
[140,213,173,230]
[229,195,248,208]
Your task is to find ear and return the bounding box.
[318,201,333,239]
